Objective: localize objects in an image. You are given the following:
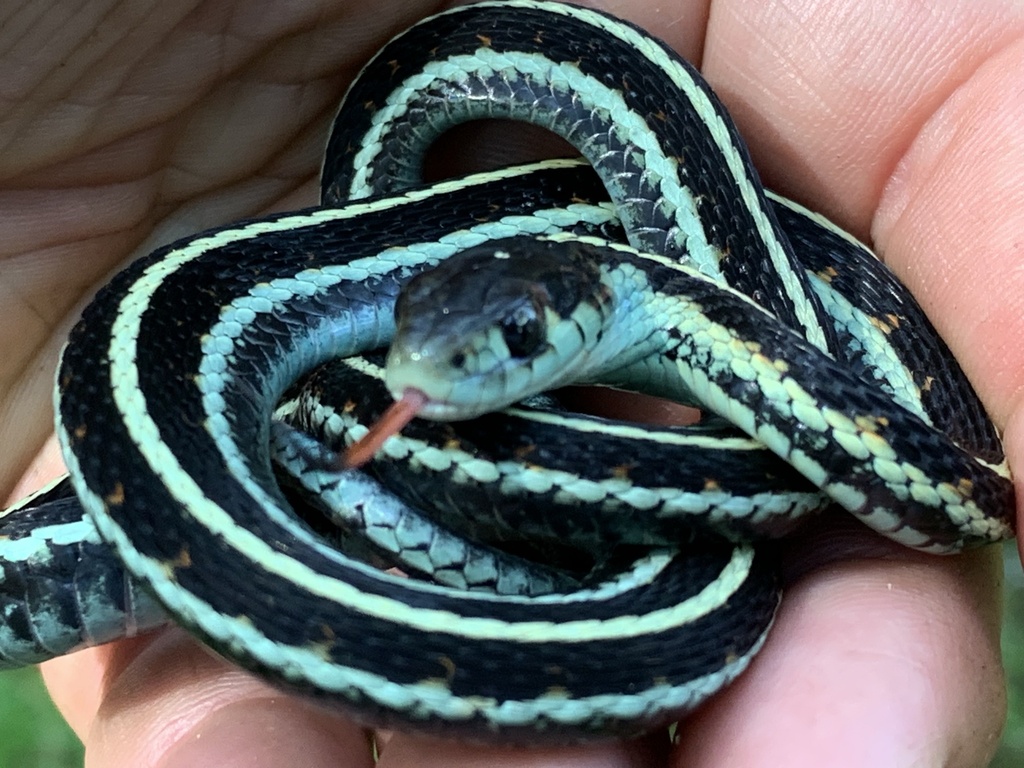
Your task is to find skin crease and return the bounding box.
[1,0,1023,764]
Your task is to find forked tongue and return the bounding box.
[340,388,428,469]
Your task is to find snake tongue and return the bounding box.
[340,388,428,469]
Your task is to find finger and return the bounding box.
[702,0,1024,240]
[868,35,1024,542]
[377,731,670,768]
[670,545,1005,767]
[43,629,374,768]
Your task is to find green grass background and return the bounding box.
[1,543,1022,767]
[0,667,82,767]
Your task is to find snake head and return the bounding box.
[384,236,608,421]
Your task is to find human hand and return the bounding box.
[3,1,1023,766]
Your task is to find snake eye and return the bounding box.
[501,303,544,359]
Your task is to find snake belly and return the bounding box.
[0,0,1012,742]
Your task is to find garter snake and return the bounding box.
[0,0,1015,741]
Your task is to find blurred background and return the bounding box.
[1,542,1022,766]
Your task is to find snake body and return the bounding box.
[0,0,1013,741]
